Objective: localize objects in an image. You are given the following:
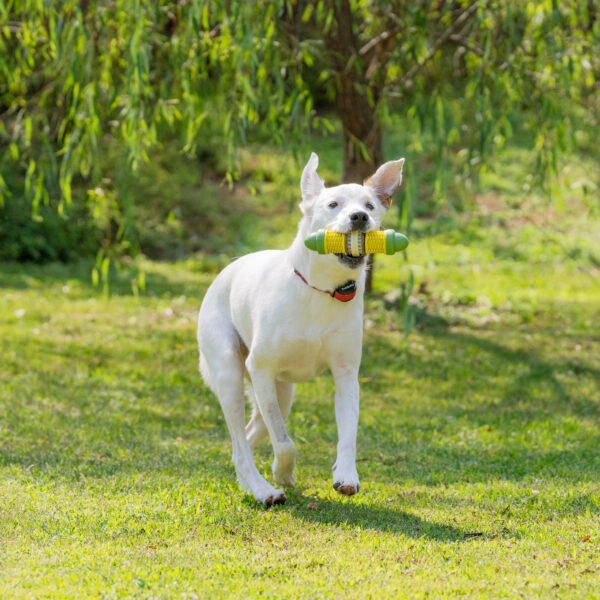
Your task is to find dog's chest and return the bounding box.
[269,326,332,382]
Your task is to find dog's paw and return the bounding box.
[272,441,296,489]
[238,474,287,506]
[332,463,360,496]
[251,484,287,507]
[264,491,287,507]
[273,471,296,488]
[333,481,360,496]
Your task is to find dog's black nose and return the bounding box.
[350,211,369,230]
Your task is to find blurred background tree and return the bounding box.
[1,0,598,288]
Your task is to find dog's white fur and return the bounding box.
[197,153,404,505]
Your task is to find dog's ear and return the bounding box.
[364,158,405,209]
[300,152,325,212]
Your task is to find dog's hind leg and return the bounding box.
[270,381,296,487]
[246,381,295,450]
[245,384,267,449]
[199,339,286,506]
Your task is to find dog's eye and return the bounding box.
[328,201,339,209]
[366,202,375,210]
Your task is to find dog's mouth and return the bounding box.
[336,253,366,269]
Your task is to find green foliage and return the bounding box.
[0,0,598,268]
[0,193,99,261]
[385,1,600,202]
[0,0,313,263]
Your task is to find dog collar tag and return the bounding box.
[332,280,357,302]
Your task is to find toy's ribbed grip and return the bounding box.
[323,231,346,254]
[364,231,386,254]
[304,229,408,256]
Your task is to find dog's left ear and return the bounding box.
[364,158,405,209]
[300,152,325,213]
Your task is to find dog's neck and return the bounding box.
[288,219,367,293]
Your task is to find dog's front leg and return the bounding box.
[331,367,361,496]
[246,361,296,488]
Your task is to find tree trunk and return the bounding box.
[339,103,384,185]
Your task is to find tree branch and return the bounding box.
[359,31,391,58]
[390,1,482,95]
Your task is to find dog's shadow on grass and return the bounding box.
[279,490,473,541]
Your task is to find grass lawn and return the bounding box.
[1,151,600,598]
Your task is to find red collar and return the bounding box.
[294,268,357,302]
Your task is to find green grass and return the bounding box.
[2,143,600,598]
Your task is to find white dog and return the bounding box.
[197,153,404,505]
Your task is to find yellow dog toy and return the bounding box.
[304,229,409,256]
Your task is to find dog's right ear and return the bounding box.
[300,152,325,213]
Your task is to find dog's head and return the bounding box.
[299,152,405,269]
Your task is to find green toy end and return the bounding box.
[384,229,409,255]
[304,229,326,254]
